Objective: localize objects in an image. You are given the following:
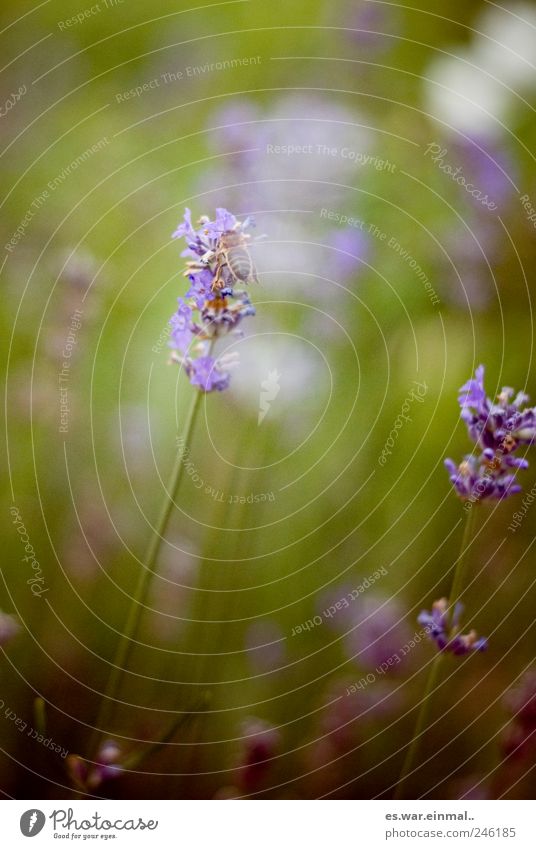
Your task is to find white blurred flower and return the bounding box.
[476,3,536,87]
[424,3,536,137]
[225,333,326,417]
[425,49,511,137]
[0,612,19,646]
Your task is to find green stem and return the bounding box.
[394,653,443,800]
[448,506,479,613]
[193,424,258,686]
[394,505,479,799]
[90,385,205,754]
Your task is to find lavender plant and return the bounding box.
[417,599,487,655]
[395,366,536,798]
[169,207,256,391]
[445,364,535,501]
[82,209,257,789]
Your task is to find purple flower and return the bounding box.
[236,717,280,792]
[444,454,522,502]
[186,355,230,392]
[344,3,398,53]
[173,206,248,261]
[208,101,262,153]
[446,366,536,501]
[185,269,214,308]
[418,598,487,656]
[458,365,535,452]
[453,136,517,208]
[458,364,487,412]
[172,207,195,241]
[343,594,412,670]
[66,740,123,791]
[212,207,237,234]
[169,208,258,392]
[328,227,370,280]
[169,299,195,352]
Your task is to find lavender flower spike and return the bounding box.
[444,454,522,502]
[169,208,258,392]
[418,598,487,656]
[446,366,536,501]
[458,365,536,452]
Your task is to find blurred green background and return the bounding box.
[2,0,536,799]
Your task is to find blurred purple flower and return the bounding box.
[67,740,123,791]
[344,594,412,670]
[418,598,487,656]
[203,92,371,218]
[208,101,262,154]
[453,137,517,208]
[236,717,280,792]
[196,93,372,316]
[328,227,370,280]
[344,2,397,53]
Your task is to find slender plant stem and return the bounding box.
[394,653,443,800]
[90,385,205,754]
[193,424,258,685]
[448,506,479,614]
[394,505,479,798]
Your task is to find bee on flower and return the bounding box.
[169,208,258,392]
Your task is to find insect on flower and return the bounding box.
[208,227,259,292]
[170,208,259,392]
